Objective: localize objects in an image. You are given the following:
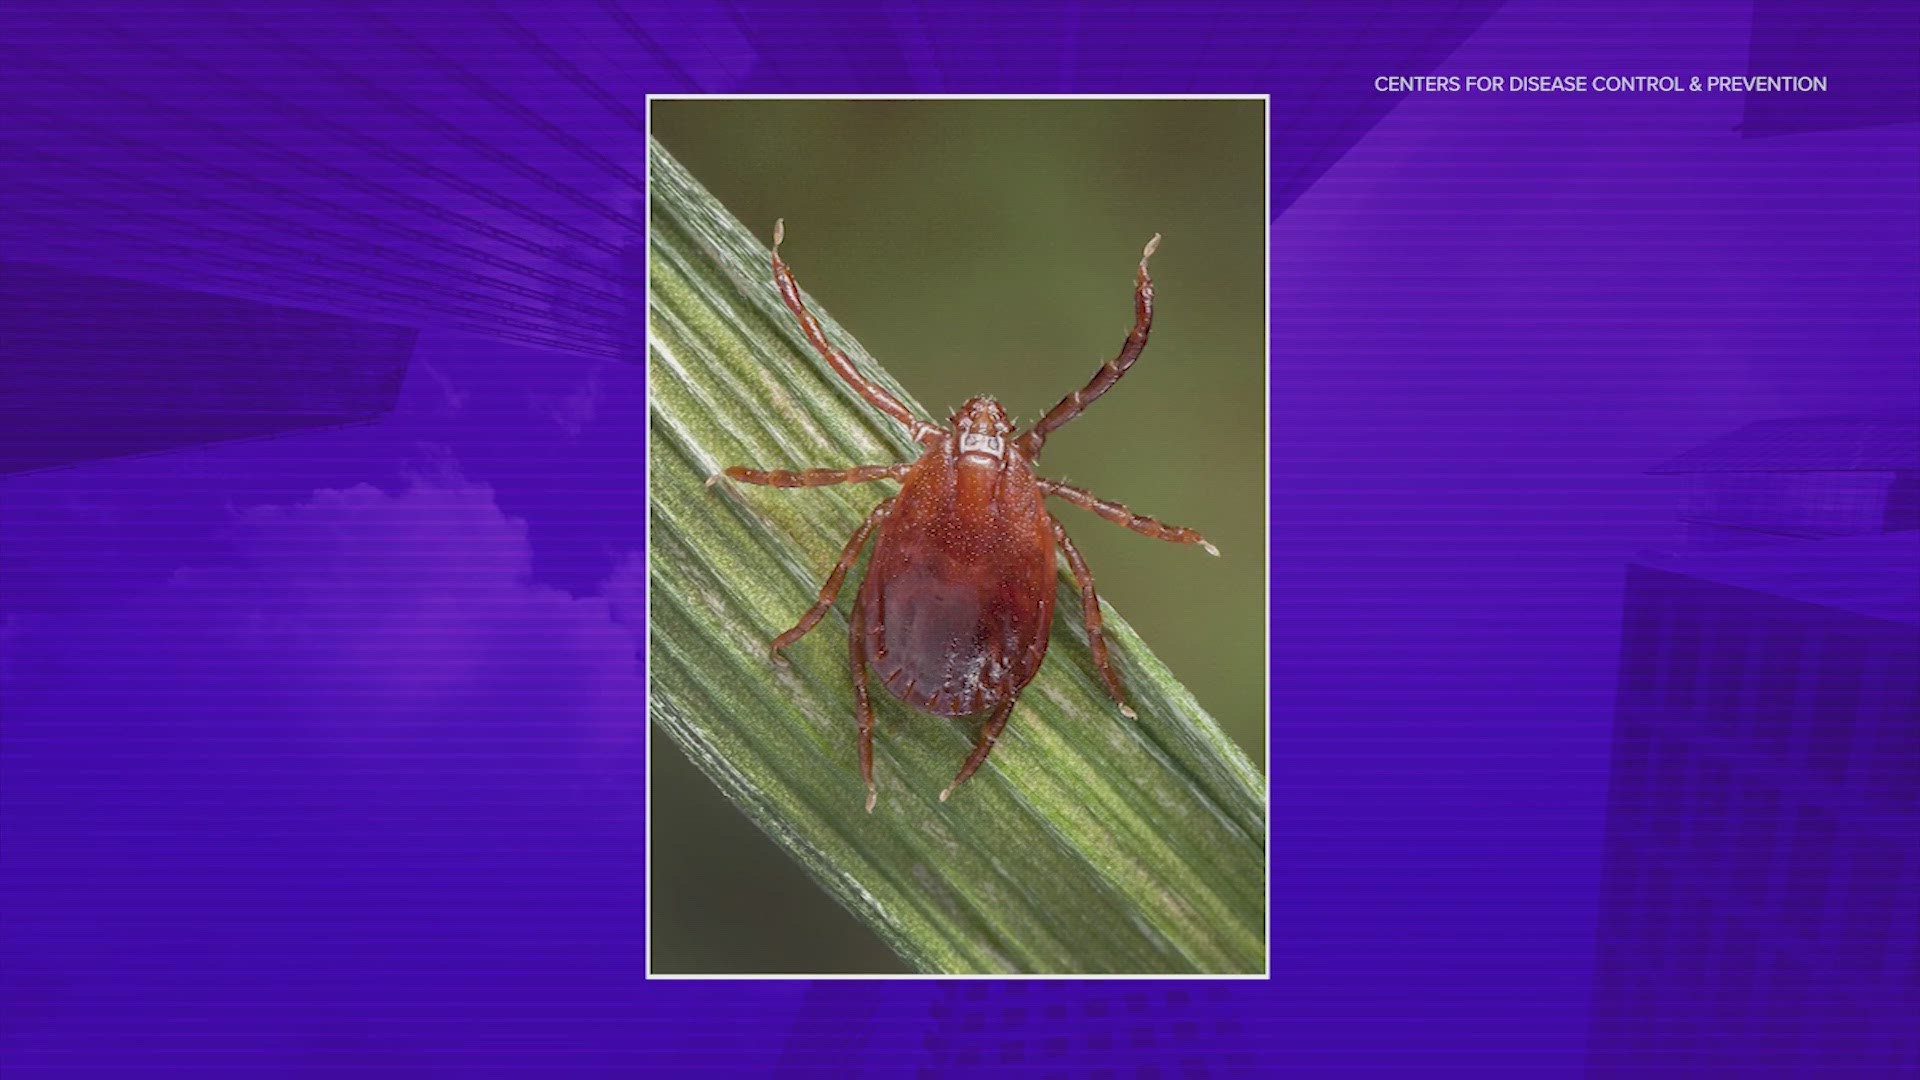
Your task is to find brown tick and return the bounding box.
[714,221,1217,811]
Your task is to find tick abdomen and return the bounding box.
[861,444,1056,716]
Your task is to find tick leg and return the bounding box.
[1015,234,1159,458]
[850,599,879,812]
[769,497,895,663]
[940,694,1018,803]
[711,463,911,489]
[1039,479,1219,555]
[772,220,940,444]
[1052,518,1135,719]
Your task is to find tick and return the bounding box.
[715,221,1217,811]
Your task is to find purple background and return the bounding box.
[2,0,1915,1075]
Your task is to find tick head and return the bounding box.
[951,396,1013,437]
[951,396,1013,462]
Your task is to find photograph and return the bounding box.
[646,97,1269,976]
[2,1,1912,1074]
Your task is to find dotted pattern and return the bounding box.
[916,982,1255,1079]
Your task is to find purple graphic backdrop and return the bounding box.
[2,0,1915,1075]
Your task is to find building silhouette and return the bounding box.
[1648,413,1918,550]
[1590,416,1919,1074]
[1,261,414,475]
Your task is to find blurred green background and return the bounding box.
[650,99,1266,974]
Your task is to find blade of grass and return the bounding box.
[647,136,1265,974]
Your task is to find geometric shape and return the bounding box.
[1741,0,1920,137]
[0,261,414,474]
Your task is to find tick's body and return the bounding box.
[863,430,1055,718]
[718,222,1215,810]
